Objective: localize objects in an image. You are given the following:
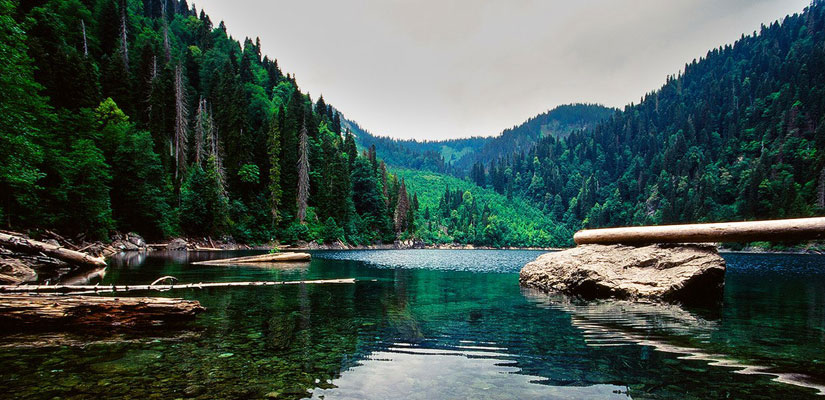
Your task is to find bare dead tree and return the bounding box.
[297,119,310,223]
[193,97,207,166]
[161,0,171,61]
[206,103,226,191]
[174,65,189,182]
[151,55,157,80]
[119,0,129,69]
[818,167,825,209]
[81,19,88,57]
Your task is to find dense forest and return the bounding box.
[476,2,825,239]
[396,169,568,247]
[0,0,415,244]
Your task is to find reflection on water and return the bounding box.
[311,341,629,400]
[523,289,825,395]
[0,250,823,399]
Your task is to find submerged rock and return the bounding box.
[519,244,725,304]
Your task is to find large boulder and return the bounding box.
[166,238,189,251]
[519,243,725,304]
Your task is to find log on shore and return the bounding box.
[0,278,356,294]
[192,246,224,252]
[0,295,204,330]
[192,252,311,265]
[0,232,107,268]
[573,217,825,245]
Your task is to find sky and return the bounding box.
[195,0,810,140]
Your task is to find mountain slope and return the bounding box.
[452,103,616,172]
[487,1,825,236]
[346,104,614,175]
[394,169,573,247]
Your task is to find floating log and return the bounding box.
[0,295,204,329]
[573,217,825,245]
[0,232,106,268]
[192,252,311,265]
[0,278,355,294]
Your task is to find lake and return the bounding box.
[1,250,824,399]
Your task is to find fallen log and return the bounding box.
[0,232,107,268]
[0,295,204,330]
[192,252,311,265]
[573,217,825,245]
[0,278,355,293]
[192,246,223,252]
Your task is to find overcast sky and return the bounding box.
[194,0,809,140]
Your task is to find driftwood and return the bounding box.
[0,232,106,268]
[192,252,311,265]
[0,278,355,294]
[192,246,223,252]
[0,295,204,329]
[573,217,825,245]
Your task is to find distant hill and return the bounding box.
[345,104,615,175]
[451,103,616,172]
[394,168,573,247]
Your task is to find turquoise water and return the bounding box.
[1,250,824,399]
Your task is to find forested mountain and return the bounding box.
[454,104,615,173]
[349,104,614,176]
[479,1,825,240]
[345,119,486,174]
[0,0,415,244]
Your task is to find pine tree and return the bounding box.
[193,97,208,166]
[267,108,282,225]
[296,118,310,223]
[173,64,189,183]
[394,179,409,232]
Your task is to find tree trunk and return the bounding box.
[0,277,353,293]
[817,166,825,209]
[192,252,311,265]
[574,217,825,245]
[0,295,204,330]
[0,233,107,268]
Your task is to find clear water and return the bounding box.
[1,250,824,399]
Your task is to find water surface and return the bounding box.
[1,250,824,399]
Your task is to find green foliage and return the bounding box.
[238,163,260,184]
[0,0,48,226]
[62,139,114,239]
[180,158,229,237]
[396,169,569,247]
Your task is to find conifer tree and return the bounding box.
[297,119,310,223]
[267,108,282,225]
[394,179,409,232]
[173,64,189,183]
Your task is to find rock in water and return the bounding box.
[519,244,725,304]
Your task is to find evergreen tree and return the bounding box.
[296,119,310,223]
